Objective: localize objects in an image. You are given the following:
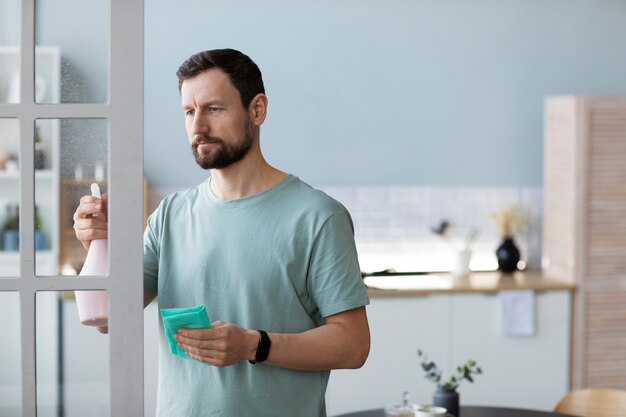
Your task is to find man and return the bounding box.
[74,48,370,417]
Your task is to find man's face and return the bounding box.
[181,68,254,170]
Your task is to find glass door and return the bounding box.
[0,0,144,415]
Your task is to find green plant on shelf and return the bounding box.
[417,349,483,390]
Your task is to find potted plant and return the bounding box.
[417,350,483,417]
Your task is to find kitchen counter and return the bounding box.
[364,271,574,296]
[328,270,573,415]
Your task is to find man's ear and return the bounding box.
[249,93,268,126]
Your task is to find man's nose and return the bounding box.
[191,113,210,135]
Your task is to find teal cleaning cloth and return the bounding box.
[160,305,211,360]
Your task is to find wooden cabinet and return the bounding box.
[325,290,571,415]
[544,96,626,389]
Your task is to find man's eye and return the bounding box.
[185,110,194,117]
[208,107,221,113]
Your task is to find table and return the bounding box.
[334,406,577,417]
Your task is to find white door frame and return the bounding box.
[0,0,144,415]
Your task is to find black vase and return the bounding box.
[433,386,459,417]
[496,237,520,273]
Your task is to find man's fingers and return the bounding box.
[179,343,220,357]
[180,344,231,367]
[74,217,108,231]
[176,328,218,342]
[75,227,108,243]
[184,351,227,367]
[79,195,98,204]
[74,202,104,219]
[73,193,108,249]
[76,194,108,218]
[175,334,222,356]
[79,192,107,205]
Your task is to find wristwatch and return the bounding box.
[249,330,271,364]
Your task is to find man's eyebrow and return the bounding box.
[181,99,226,109]
[203,99,226,106]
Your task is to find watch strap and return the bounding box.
[249,330,271,364]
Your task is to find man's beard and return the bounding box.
[191,123,253,170]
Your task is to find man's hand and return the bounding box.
[73,193,108,249]
[174,321,259,367]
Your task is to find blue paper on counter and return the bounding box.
[160,305,211,359]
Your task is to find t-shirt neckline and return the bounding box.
[204,174,296,208]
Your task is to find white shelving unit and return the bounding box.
[0,46,61,276]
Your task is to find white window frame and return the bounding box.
[0,0,144,415]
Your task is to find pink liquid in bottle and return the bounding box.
[75,183,110,333]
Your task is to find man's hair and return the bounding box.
[176,48,265,109]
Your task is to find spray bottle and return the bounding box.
[75,183,110,334]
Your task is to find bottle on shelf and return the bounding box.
[0,205,50,251]
[34,205,46,250]
[1,204,19,251]
[74,183,110,334]
[34,126,46,170]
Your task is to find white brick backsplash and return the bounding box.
[321,184,544,273]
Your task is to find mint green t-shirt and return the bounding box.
[143,175,370,417]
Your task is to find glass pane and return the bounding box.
[0,119,20,277]
[0,292,21,417]
[34,47,60,104]
[35,118,108,276]
[35,0,109,103]
[0,0,20,103]
[34,119,58,276]
[37,291,110,416]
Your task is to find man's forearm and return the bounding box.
[175,306,370,369]
[262,307,370,371]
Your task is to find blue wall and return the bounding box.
[144,0,626,188]
[4,0,626,187]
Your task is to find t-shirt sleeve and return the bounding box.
[307,209,370,318]
[143,211,160,295]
